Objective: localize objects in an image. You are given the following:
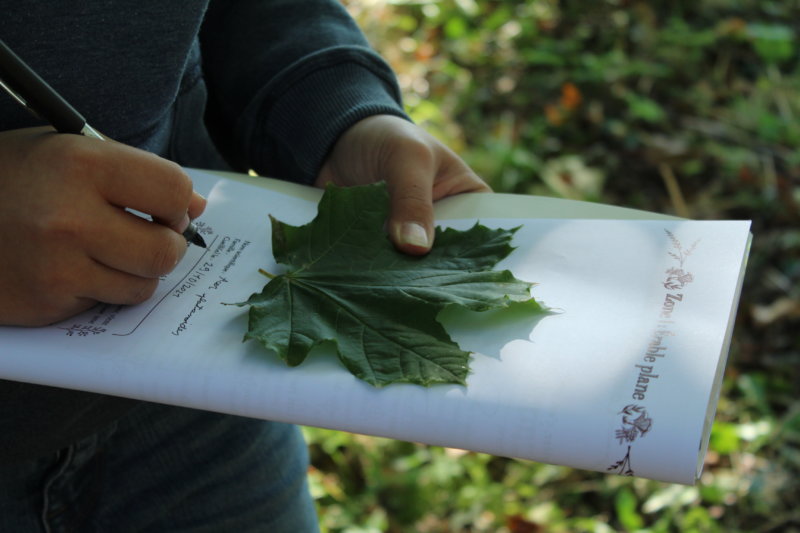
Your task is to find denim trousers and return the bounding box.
[0,402,320,532]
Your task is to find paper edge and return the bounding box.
[194,169,681,222]
[693,229,753,482]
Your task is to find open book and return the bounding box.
[0,169,751,485]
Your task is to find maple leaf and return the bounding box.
[238,182,544,387]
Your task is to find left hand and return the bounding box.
[316,115,490,255]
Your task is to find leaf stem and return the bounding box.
[258,268,276,279]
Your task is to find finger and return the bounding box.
[384,146,437,255]
[12,297,98,327]
[22,257,160,325]
[76,139,195,229]
[431,164,492,200]
[79,262,161,306]
[188,191,207,220]
[86,206,189,279]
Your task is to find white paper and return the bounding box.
[0,169,751,484]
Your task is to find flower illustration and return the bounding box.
[615,404,653,444]
[663,267,694,290]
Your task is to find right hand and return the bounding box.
[0,127,206,326]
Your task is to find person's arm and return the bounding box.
[199,0,407,183]
[0,128,206,326]
[200,0,489,255]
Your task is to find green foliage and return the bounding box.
[304,0,800,530]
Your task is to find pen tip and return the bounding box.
[183,223,207,248]
[192,232,207,248]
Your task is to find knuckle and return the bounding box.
[397,181,429,204]
[127,278,159,305]
[46,136,97,180]
[34,207,85,242]
[30,265,80,322]
[147,236,184,277]
[162,161,193,204]
[395,134,435,165]
[390,180,432,220]
[155,163,194,227]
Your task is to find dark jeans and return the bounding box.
[0,402,319,532]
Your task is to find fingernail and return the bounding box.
[399,222,429,249]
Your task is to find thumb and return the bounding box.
[384,151,436,256]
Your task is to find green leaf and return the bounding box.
[710,421,741,454]
[615,488,644,531]
[747,23,794,63]
[623,93,666,124]
[238,182,542,387]
[444,16,468,39]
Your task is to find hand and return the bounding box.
[316,115,490,255]
[0,127,206,326]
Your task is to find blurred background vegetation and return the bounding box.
[304,1,800,531]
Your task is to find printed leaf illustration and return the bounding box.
[238,182,544,387]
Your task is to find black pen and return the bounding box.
[0,38,206,248]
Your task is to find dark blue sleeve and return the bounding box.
[199,0,409,184]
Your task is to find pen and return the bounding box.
[0,38,206,248]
